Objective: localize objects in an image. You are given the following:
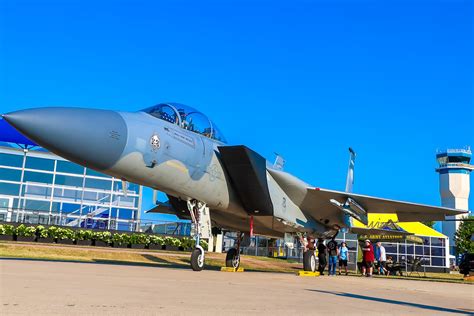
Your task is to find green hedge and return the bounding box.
[0,224,207,250]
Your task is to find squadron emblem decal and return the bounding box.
[150,134,160,151]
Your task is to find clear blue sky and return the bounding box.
[0,0,473,221]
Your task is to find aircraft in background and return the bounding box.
[3,103,467,271]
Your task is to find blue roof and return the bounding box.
[0,118,38,146]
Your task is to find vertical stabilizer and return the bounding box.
[345,147,356,193]
[273,153,285,170]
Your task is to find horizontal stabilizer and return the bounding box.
[307,188,467,222]
[145,201,175,214]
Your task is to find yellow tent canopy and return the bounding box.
[351,213,446,244]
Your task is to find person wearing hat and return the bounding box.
[361,239,375,277]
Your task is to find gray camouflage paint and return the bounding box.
[4,107,322,237]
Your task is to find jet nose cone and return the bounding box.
[4,107,128,170]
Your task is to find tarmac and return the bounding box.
[1,259,473,315]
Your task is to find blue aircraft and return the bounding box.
[3,103,467,271]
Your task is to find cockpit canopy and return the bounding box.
[142,103,227,143]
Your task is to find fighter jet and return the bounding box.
[3,103,467,271]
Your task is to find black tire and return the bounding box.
[191,248,204,271]
[303,250,317,272]
[226,248,240,269]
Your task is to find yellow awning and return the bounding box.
[352,213,446,238]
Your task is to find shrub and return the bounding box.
[46,226,59,239]
[199,240,208,250]
[0,224,15,236]
[75,229,93,241]
[130,233,150,245]
[164,236,181,248]
[16,224,36,237]
[180,237,194,250]
[56,227,74,240]
[36,225,48,238]
[93,231,112,243]
[112,233,130,245]
[149,235,164,246]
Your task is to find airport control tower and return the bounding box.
[436,147,473,254]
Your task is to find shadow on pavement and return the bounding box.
[0,256,220,271]
[307,289,473,315]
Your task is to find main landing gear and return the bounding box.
[187,200,207,271]
[225,232,242,269]
[300,235,317,272]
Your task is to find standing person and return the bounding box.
[376,241,387,275]
[361,239,375,277]
[327,239,339,276]
[317,239,327,275]
[339,242,349,275]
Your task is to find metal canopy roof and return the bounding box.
[0,118,38,146]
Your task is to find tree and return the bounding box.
[454,217,474,255]
[422,221,435,228]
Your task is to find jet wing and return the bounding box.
[305,188,467,222]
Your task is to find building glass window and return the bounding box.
[431,247,445,257]
[24,199,51,211]
[56,160,84,175]
[0,153,24,168]
[85,178,112,191]
[24,185,52,199]
[59,202,82,214]
[117,208,134,220]
[25,156,55,171]
[55,175,83,188]
[415,245,424,255]
[54,188,82,202]
[86,168,111,178]
[82,191,110,204]
[422,237,430,245]
[431,257,445,267]
[431,237,445,247]
[113,181,139,195]
[117,221,131,231]
[0,167,22,182]
[0,182,20,195]
[24,171,53,184]
[112,194,137,208]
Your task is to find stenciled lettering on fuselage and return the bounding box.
[207,164,220,182]
[167,128,195,148]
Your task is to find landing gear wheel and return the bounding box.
[303,250,317,272]
[191,247,205,271]
[225,248,240,269]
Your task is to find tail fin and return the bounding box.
[273,153,285,170]
[345,147,356,193]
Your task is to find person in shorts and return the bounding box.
[376,241,387,275]
[362,239,375,277]
[338,241,349,275]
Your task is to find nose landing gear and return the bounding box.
[187,200,209,271]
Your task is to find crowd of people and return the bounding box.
[314,238,394,277]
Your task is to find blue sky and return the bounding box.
[0,0,473,220]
